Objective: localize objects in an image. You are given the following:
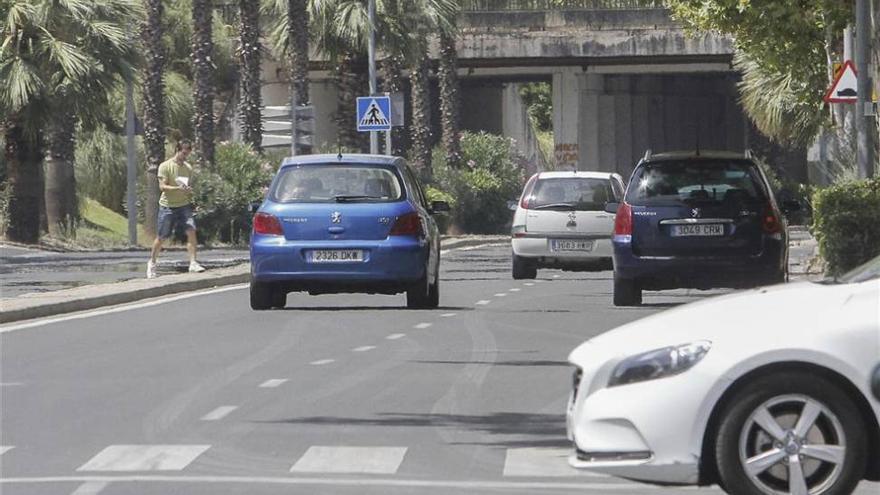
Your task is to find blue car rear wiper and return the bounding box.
[334,195,383,202]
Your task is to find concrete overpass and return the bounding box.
[257,2,744,177]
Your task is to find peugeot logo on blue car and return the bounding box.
[331,211,342,223]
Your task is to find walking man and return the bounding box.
[146,140,205,279]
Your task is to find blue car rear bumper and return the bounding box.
[612,240,787,290]
[250,235,427,291]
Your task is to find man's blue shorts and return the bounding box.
[157,204,197,240]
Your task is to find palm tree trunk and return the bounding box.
[239,0,263,152]
[438,28,462,168]
[288,0,311,153]
[381,55,408,157]
[409,43,432,179]
[143,0,165,239]
[334,50,368,152]
[44,111,79,238]
[3,121,44,244]
[192,0,215,167]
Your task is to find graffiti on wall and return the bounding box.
[554,143,579,169]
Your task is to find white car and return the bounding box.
[511,171,625,279]
[567,256,880,494]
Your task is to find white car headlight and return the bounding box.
[608,341,711,387]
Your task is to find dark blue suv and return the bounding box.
[606,151,795,306]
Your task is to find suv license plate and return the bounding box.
[308,250,364,263]
[551,239,593,252]
[671,224,724,237]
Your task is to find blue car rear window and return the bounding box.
[271,164,406,203]
[625,160,768,206]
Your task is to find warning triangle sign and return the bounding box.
[359,99,389,126]
[824,60,858,103]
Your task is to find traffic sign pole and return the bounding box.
[855,0,875,177]
[367,0,378,154]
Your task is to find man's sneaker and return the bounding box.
[189,261,206,273]
[146,260,157,279]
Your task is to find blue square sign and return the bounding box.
[357,96,392,132]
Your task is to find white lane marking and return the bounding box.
[77,445,210,471]
[509,288,521,292]
[385,333,406,340]
[524,283,535,286]
[439,241,508,256]
[310,359,334,366]
[291,446,407,474]
[413,323,432,329]
[200,406,238,421]
[503,448,606,478]
[0,475,669,492]
[553,274,560,278]
[352,346,376,352]
[259,379,288,388]
[1,285,247,334]
[71,481,109,495]
[0,382,24,387]
[0,446,13,455]
[475,300,491,305]
[494,293,507,297]
[440,313,457,317]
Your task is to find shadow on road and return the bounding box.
[279,305,474,312]
[409,359,569,367]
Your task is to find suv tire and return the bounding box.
[613,276,641,306]
[512,254,537,279]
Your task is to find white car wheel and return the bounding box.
[715,373,867,495]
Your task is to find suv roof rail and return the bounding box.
[643,149,652,161]
[744,149,754,160]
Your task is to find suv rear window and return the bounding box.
[529,177,614,211]
[624,160,767,207]
[271,164,405,203]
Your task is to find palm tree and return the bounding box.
[438,18,462,168]
[408,41,432,177]
[0,0,141,242]
[380,53,408,156]
[239,0,263,152]
[143,0,165,239]
[192,0,215,167]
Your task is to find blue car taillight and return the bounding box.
[389,212,423,237]
[253,212,283,236]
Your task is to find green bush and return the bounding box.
[192,142,277,245]
[811,178,880,275]
[430,131,525,234]
[75,128,145,214]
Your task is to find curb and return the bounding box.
[0,237,510,325]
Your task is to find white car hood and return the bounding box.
[569,281,874,365]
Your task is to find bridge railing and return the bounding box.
[461,0,665,11]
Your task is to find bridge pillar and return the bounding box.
[552,68,583,170]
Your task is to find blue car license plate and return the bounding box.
[308,250,364,263]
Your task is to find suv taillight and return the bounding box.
[253,212,283,235]
[613,202,633,243]
[389,212,423,236]
[762,204,781,234]
[520,174,539,209]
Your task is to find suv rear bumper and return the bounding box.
[612,240,786,290]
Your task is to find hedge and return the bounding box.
[811,178,880,275]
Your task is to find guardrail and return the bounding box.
[461,0,666,11]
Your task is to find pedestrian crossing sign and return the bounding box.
[357,96,392,132]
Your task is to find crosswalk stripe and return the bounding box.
[0,446,13,455]
[77,445,210,472]
[503,448,607,477]
[291,446,407,474]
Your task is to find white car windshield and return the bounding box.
[529,177,613,211]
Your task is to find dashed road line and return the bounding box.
[475,300,491,306]
[310,359,335,366]
[440,313,457,317]
[494,293,507,297]
[385,333,406,340]
[259,379,288,388]
[413,323,432,329]
[201,406,238,421]
[553,274,560,278]
[509,288,521,292]
[0,446,14,455]
[524,283,535,287]
[352,346,376,352]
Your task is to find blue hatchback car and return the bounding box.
[249,154,448,310]
[606,151,797,306]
